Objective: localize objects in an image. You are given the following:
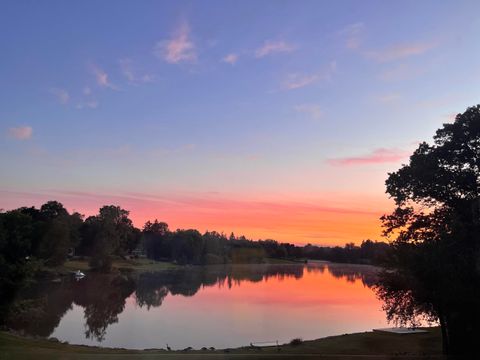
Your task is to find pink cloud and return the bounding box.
[8,126,33,140]
[282,61,336,90]
[328,148,408,166]
[365,42,436,62]
[91,64,118,90]
[154,21,196,64]
[283,73,319,90]
[255,40,296,58]
[221,53,238,65]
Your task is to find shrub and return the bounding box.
[290,338,303,346]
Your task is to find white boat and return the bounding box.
[73,270,85,278]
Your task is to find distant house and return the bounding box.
[132,240,146,258]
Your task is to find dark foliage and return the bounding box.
[376,105,480,356]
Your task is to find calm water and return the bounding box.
[10,262,389,349]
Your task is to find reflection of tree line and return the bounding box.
[306,262,379,288]
[6,263,378,342]
[7,274,135,342]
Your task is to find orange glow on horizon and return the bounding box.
[0,190,393,246]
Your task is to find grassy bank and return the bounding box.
[0,328,443,359]
[50,257,298,276]
[47,258,179,276]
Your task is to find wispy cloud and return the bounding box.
[119,58,154,84]
[83,87,92,95]
[154,21,196,64]
[221,53,238,65]
[339,22,365,49]
[295,104,322,120]
[49,88,70,104]
[283,73,318,90]
[327,148,408,166]
[365,41,436,62]
[255,40,296,58]
[91,64,118,90]
[282,61,336,90]
[8,126,33,140]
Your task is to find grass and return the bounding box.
[0,328,444,359]
[59,258,297,274]
[56,258,178,275]
[44,257,303,278]
[108,258,178,273]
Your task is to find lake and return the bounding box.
[9,262,389,350]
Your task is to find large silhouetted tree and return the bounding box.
[88,205,138,271]
[376,105,480,356]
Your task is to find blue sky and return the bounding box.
[1,0,480,244]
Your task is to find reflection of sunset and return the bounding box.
[152,264,387,348]
[48,264,388,349]
[199,265,380,308]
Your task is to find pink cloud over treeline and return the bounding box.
[328,148,409,166]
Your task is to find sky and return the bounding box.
[1,0,480,245]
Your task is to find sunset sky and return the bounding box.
[1,1,480,245]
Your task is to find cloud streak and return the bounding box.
[91,64,118,90]
[8,126,33,140]
[282,61,336,90]
[327,148,408,166]
[255,40,296,58]
[365,42,436,62]
[221,53,238,65]
[154,21,196,63]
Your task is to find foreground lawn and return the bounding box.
[0,328,443,359]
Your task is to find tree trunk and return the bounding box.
[444,310,480,356]
[439,313,449,355]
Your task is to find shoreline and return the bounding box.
[0,327,443,359]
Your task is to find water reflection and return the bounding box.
[6,262,382,348]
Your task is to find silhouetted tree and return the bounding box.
[376,105,480,356]
[88,205,138,271]
[142,220,171,260]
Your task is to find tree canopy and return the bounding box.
[376,105,480,356]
